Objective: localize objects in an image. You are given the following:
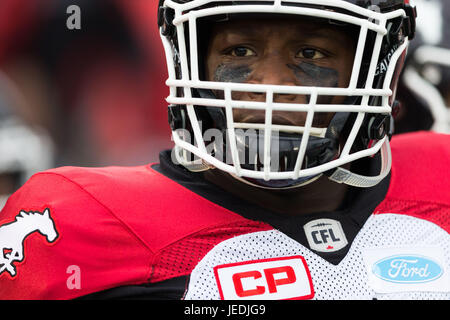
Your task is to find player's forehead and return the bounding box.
[208,14,353,41]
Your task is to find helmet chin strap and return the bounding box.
[327,137,391,188]
[229,137,391,190]
[176,122,391,189]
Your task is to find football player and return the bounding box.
[0,0,449,300]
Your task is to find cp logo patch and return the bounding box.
[214,256,314,300]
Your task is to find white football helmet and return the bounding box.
[158,0,417,189]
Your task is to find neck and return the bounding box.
[204,169,350,217]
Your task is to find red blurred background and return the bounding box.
[0,0,171,167]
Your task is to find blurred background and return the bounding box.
[0,0,171,208]
[0,0,448,209]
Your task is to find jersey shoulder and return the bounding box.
[43,164,253,248]
[0,165,155,299]
[0,164,253,299]
[375,131,450,232]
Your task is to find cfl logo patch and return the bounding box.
[214,256,314,300]
[303,218,348,253]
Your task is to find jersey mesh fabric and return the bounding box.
[184,214,450,300]
[375,199,450,233]
[149,220,272,283]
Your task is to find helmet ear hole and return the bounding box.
[367,115,390,141]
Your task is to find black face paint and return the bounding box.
[214,64,252,83]
[287,62,339,88]
[287,62,339,104]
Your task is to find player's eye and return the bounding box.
[296,48,326,60]
[230,47,256,57]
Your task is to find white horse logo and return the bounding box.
[0,208,58,277]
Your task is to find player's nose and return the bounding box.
[245,55,304,103]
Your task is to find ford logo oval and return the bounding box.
[372,255,443,284]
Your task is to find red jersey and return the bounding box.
[0,131,449,300]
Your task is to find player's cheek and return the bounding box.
[213,63,253,83]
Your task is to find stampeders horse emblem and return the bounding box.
[0,208,58,277]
